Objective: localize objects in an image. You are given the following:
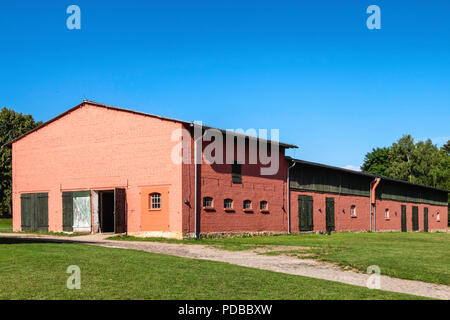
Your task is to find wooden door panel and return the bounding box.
[114,188,127,233]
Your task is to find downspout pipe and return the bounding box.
[194,138,198,238]
[287,161,296,234]
[370,177,381,232]
[193,136,202,239]
[192,123,203,239]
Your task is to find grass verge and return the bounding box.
[0,240,425,300]
[0,218,12,233]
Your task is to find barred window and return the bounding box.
[243,200,252,210]
[224,198,233,209]
[149,193,161,210]
[203,197,213,208]
[260,201,268,210]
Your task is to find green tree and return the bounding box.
[362,134,450,226]
[361,147,390,176]
[0,107,42,217]
[362,134,450,190]
[411,139,446,188]
[442,140,450,155]
[386,134,416,182]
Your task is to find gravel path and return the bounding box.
[1,233,449,300]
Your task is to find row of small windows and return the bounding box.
[347,205,440,222]
[383,208,440,221]
[149,193,442,222]
[149,194,268,211]
[203,197,268,211]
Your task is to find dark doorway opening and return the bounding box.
[100,191,115,233]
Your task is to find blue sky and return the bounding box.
[1,1,449,169]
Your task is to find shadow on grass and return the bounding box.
[0,237,99,246]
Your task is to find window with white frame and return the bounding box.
[437,212,440,222]
[149,193,161,210]
[385,208,390,220]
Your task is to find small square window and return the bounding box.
[203,197,213,208]
[243,200,252,210]
[260,201,268,211]
[224,198,233,209]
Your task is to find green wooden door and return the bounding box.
[325,197,335,232]
[35,193,48,232]
[20,193,48,232]
[298,195,313,232]
[412,206,419,231]
[423,207,429,232]
[62,192,74,232]
[20,194,34,231]
[401,205,407,232]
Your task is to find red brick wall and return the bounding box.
[374,199,447,232]
[290,191,370,232]
[182,133,289,235]
[12,103,184,234]
[289,190,448,233]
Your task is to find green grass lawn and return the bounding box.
[0,218,12,233]
[0,239,424,300]
[110,232,450,285]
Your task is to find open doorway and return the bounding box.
[99,191,114,233]
[92,189,127,234]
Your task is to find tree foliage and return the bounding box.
[362,135,450,191]
[363,135,450,227]
[443,140,450,155]
[0,107,42,217]
[361,147,390,177]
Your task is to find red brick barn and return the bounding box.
[287,159,448,233]
[6,101,448,238]
[8,101,296,238]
